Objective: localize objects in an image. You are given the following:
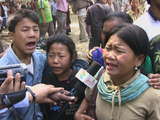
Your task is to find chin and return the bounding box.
[107,70,118,76]
[24,51,34,55]
[25,48,36,54]
[52,71,62,75]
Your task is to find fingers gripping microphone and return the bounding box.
[69,61,102,97]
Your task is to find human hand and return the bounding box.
[28,84,63,104]
[28,84,72,104]
[49,89,75,103]
[0,70,25,94]
[74,112,95,120]
[87,47,100,61]
[148,73,160,89]
[88,47,105,66]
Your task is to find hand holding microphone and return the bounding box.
[27,84,75,104]
[0,61,102,109]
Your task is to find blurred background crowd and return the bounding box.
[0,0,150,57]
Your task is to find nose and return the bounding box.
[53,56,60,63]
[29,29,36,36]
[105,50,116,60]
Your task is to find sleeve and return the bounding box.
[72,59,89,71]
[0,108,8,114]
[0,94,30,119]
[147,90,160,120]
[13,94,30,108]
[85,8,91,25]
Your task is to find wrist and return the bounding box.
[26,87,36,103]
[26,91,33,103]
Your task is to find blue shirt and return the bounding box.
[0,47,46,120]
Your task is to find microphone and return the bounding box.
[50,61,102,120]
[91,48,105,67]
[69,61,102,97]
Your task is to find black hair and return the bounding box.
[102,12,133,48]
[8,9,39,32]
[103,12,133,24]
[46,34,77,60]
[147,0,150,4]
[21,4,27,9]
[108,24,149,58]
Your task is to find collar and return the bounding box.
[98,70,149,120]
[9,46,32,64]
[26,58,34,74]
[7,46,22,64]
[104,70,141,89]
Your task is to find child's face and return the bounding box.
[47,43,72,76]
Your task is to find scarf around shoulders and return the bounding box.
[97,71,150,104]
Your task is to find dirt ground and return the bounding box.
[0,13,89,59]
[69,14,89,59]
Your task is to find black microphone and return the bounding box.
[69,61,102,97]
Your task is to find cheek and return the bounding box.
[62,55,73,68]
[118,55,128,61]
[14,34,26,43]
[117,55,135,68]
[47,58,53,65]
[13,37,25,47]
[102,49,107,57]
[35,32,40,38]
[62,57,72,67]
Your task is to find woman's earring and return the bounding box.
[134,66,139,71]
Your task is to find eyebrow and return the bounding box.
[107,42,124,46]
[21,25,39,28]
[107,42,128,49]
[48,51,66,54]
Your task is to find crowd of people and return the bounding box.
[0,0,149,45]
[0,0,160,120]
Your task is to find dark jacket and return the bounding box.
[41,59,89,120]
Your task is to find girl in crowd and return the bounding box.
[75,24,160,120]
[41,34,88,120]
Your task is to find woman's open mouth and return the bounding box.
[106,62,118,71]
